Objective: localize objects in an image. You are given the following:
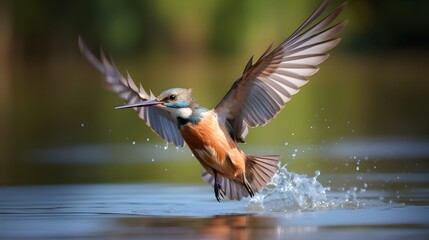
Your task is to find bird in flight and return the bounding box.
[79,0,347,201]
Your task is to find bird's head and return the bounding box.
[157,88,195,108]
[115,88,196,119]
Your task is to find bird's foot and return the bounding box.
[243,173,255,198]
[214,180,225,202]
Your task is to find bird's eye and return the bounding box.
[169,94,177,101]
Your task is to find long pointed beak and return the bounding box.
[115,100,163,109]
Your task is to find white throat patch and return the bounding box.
[166,107,193,119]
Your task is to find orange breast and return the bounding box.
[180,110,246,179]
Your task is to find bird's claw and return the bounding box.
[243,174,255,198]
[214,181,225,202]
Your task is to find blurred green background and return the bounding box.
[1,0,428,185]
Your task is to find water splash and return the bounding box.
[248,165,328,212]
[247,164,367,212]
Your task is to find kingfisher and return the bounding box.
[79,0,347,201]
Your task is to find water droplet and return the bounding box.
[294,149,298,152]
[146,138,150,142]
[356,166,360,171]
[284,142,288,146]
[310,125,314,129]
[363,182,368,188]
[151,158,155,162]
[164,168,168,171]
[80,123,85,128]
[163,143,169,150]
[291,153,297,158]
[314,170,320,177]
[291,133,295,136]
[132,141,136,145]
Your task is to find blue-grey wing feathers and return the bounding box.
[215,0,347,142]
[79,37,185,147]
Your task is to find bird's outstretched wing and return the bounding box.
[215,0,348,142]
[78,37,185,147]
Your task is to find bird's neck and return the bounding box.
[177,104,208,126]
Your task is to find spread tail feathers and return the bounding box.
[201,155,279,201]
[245,155,280,192]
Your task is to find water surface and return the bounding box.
[1,169,428,239]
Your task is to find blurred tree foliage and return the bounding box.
[10,0,429,58]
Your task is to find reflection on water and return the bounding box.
[113,214,276,240]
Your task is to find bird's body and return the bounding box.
[79,0,347,201]
[146,88,280,200]
[181,109,246,180]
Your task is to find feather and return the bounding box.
[79,36,185,147]
[246,155,279,192]
[215,0,347,142]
